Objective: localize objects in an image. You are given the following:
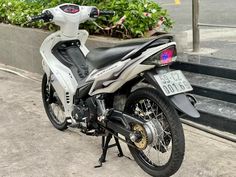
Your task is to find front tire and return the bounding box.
[42,74,68,131]
[124,88,185,177]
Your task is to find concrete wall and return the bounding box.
[0,24,188,74]
[0,24,50,73]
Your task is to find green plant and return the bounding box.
[84,0,173,38]
[0,0,44,28]
[0,0,173,38]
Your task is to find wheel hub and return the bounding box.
[145,119,164,146]
[131,124,149,150]
[130,119,164,150]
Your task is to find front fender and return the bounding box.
[143,70,200,118]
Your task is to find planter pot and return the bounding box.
[0,23,187,74]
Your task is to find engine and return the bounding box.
[72,98,97,131]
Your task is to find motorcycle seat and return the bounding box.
[86,42,144,69]
[86,39,166,69]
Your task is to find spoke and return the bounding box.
[46,86,66,124]
[159,114,166,127]
[156,112,164,119]
[135,104,144,118]
[60,110,65,122]
[143,100,153,120]
[159,139,168,152]
[151,102,159,117]
[148,100,158,118]
[133,98,173,167]
[56,106,60,118]
[154,103,159,115]
[52,104,56,113]
[146,145,152,160]
[139,100,145,113]
[58,109,63,121]
[162,123,168,131]
[163,130,172,139]
[158,142,161,165]
[58,106,65,122]
[143,100,149,112]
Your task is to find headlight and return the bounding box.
[142,46,177,66]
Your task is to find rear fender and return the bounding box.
[143,69,200,118]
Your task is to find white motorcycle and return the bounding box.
[29,3,200,177]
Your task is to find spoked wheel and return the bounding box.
[42,74,68,131]
[124,88,185,177]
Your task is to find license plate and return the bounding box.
[154,70,193,96]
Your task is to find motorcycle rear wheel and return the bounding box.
[42,74,68,131]
[124,87,185,177]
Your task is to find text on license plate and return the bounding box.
[154,70,193,96]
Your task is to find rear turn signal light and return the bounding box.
[142,46,177,66]
[160,48,175,65]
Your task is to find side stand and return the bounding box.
[94,133,124,168]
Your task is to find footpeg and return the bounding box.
[67,118,81,128]
[81,129,96,136]
[68,123,81,128]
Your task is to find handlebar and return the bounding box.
[28,11,53,23]
[99,10,115,16]
[90,8,115,18]
[29,8,114,23]
[29,14,46,22]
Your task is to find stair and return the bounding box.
[193,96,236,133]
[171,57,236,134]
[184,72,236,104]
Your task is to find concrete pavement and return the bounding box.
[0,67,235,177]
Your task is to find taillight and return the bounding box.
[142,46,177,66]
[160,48,175,65]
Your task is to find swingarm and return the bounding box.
[105,110,145,138]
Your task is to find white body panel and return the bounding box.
[41,30,89,117]
[86,42,176,95]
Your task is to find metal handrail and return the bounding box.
[192,0,200,52]
[192,0,236,52]
[198,23,236,29]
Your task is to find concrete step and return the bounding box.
[183,72,236,104]
[171,56,236,133]
[185,95,236,134]
[179,55,236,70]
[171,60,236,80]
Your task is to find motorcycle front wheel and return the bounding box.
[42,74,68,131]
[124,87,185,177]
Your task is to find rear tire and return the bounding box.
[42,74,68,131]
[124,88,185,177]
